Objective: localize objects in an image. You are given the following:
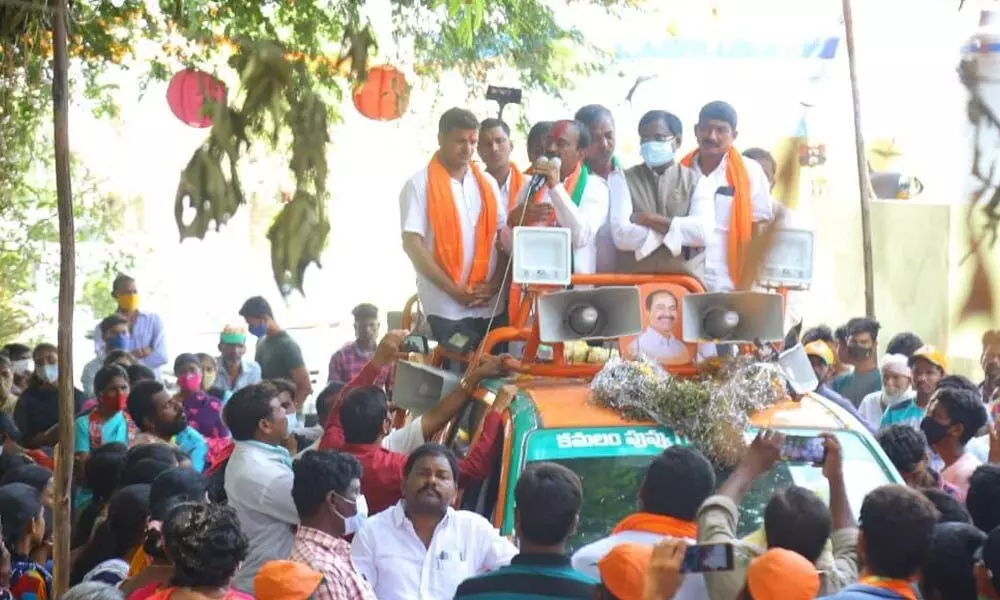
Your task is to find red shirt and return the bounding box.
[320,362,503,515]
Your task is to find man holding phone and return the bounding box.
[696,430,859,599]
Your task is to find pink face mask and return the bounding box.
[178,372,203,393]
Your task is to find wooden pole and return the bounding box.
[51,0,76,594]
[842,0,876,318]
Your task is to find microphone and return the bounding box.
[523,155,561,202]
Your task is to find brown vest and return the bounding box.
[616,163,701,275]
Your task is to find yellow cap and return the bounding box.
[804,341,835,365]
[911,345,948,372]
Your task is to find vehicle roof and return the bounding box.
[492,375,868,434]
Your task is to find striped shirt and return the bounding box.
[453,553,597,600]
[289,526,375,600]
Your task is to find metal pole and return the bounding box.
[51,0,76,593]
[842,0,876,317]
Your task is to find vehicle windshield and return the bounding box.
[524,427,897,552]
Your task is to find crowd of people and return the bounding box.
[0,99,998,600]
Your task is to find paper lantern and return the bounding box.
[166,69,227,128]
[352,65,410,122]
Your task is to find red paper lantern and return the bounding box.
[352,65,410,122]
[166,69,228,128]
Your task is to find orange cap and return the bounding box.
[911,344,948,372]
[597,543,651,600]
[254,560,323,600]
[804,341,835,366]
[747,548,820,600]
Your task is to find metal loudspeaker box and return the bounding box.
[681,292,785,344]
[512,226,573,286]
[537,286,643,343]
[392,361,460,417]
[757,228,814,291]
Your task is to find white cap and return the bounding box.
[881,353,912,378]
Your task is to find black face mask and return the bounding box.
[847,343,872,361]
[920,416,950,446]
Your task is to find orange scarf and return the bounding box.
[679,147,752,288]
[611,512,697,539]
[858,576,918,600]
[128,546,152,576]
[506,165,525,211]
[427,154,499,287]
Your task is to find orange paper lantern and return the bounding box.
[352,65,410,122]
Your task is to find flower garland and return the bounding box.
[591,356,787,465]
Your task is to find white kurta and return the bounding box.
[662,154,775,291]
[501,171,610,274]
[399,166,508,320]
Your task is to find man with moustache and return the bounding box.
[351,443,517,600]
[477,118,525,211]
[127,380,208,471]
[575,104,620,273]
[502,119,610,274]
[400,107,508,345]
[628,289,691,365]
[664,101,778,292]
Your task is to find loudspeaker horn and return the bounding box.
[681,292,784,344]
[392,361,460,417]
[537,286,643,343]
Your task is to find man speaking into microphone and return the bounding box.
[501,119,610,275]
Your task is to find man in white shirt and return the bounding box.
[223,382,297,593]
[351,443,518,600]
[612,110,702,276]
[628,288,691,365]
[477,118,525,211]
[666,101,777,292]
[503,119,610,274]
[400,107,508,346]
[575,104,620,273]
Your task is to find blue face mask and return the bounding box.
[248,323,267,338]
[106,333,130,350]
[640,140,675,169]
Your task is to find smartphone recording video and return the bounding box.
[681,543,735,573]
[780,435,825,463]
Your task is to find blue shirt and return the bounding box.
[92,311,168,371]
[817,385,875,434]
[213,358,262,402]
[73,410,131,453]
[174,426,208,472]
[880,398,926,430]
[822,582,918,599]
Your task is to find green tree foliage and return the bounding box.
[0,0,638,313]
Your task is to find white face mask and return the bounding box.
[285,412,299,432]
[334,493,369,536]
[40,364,58,384]
[11,359,31,376]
